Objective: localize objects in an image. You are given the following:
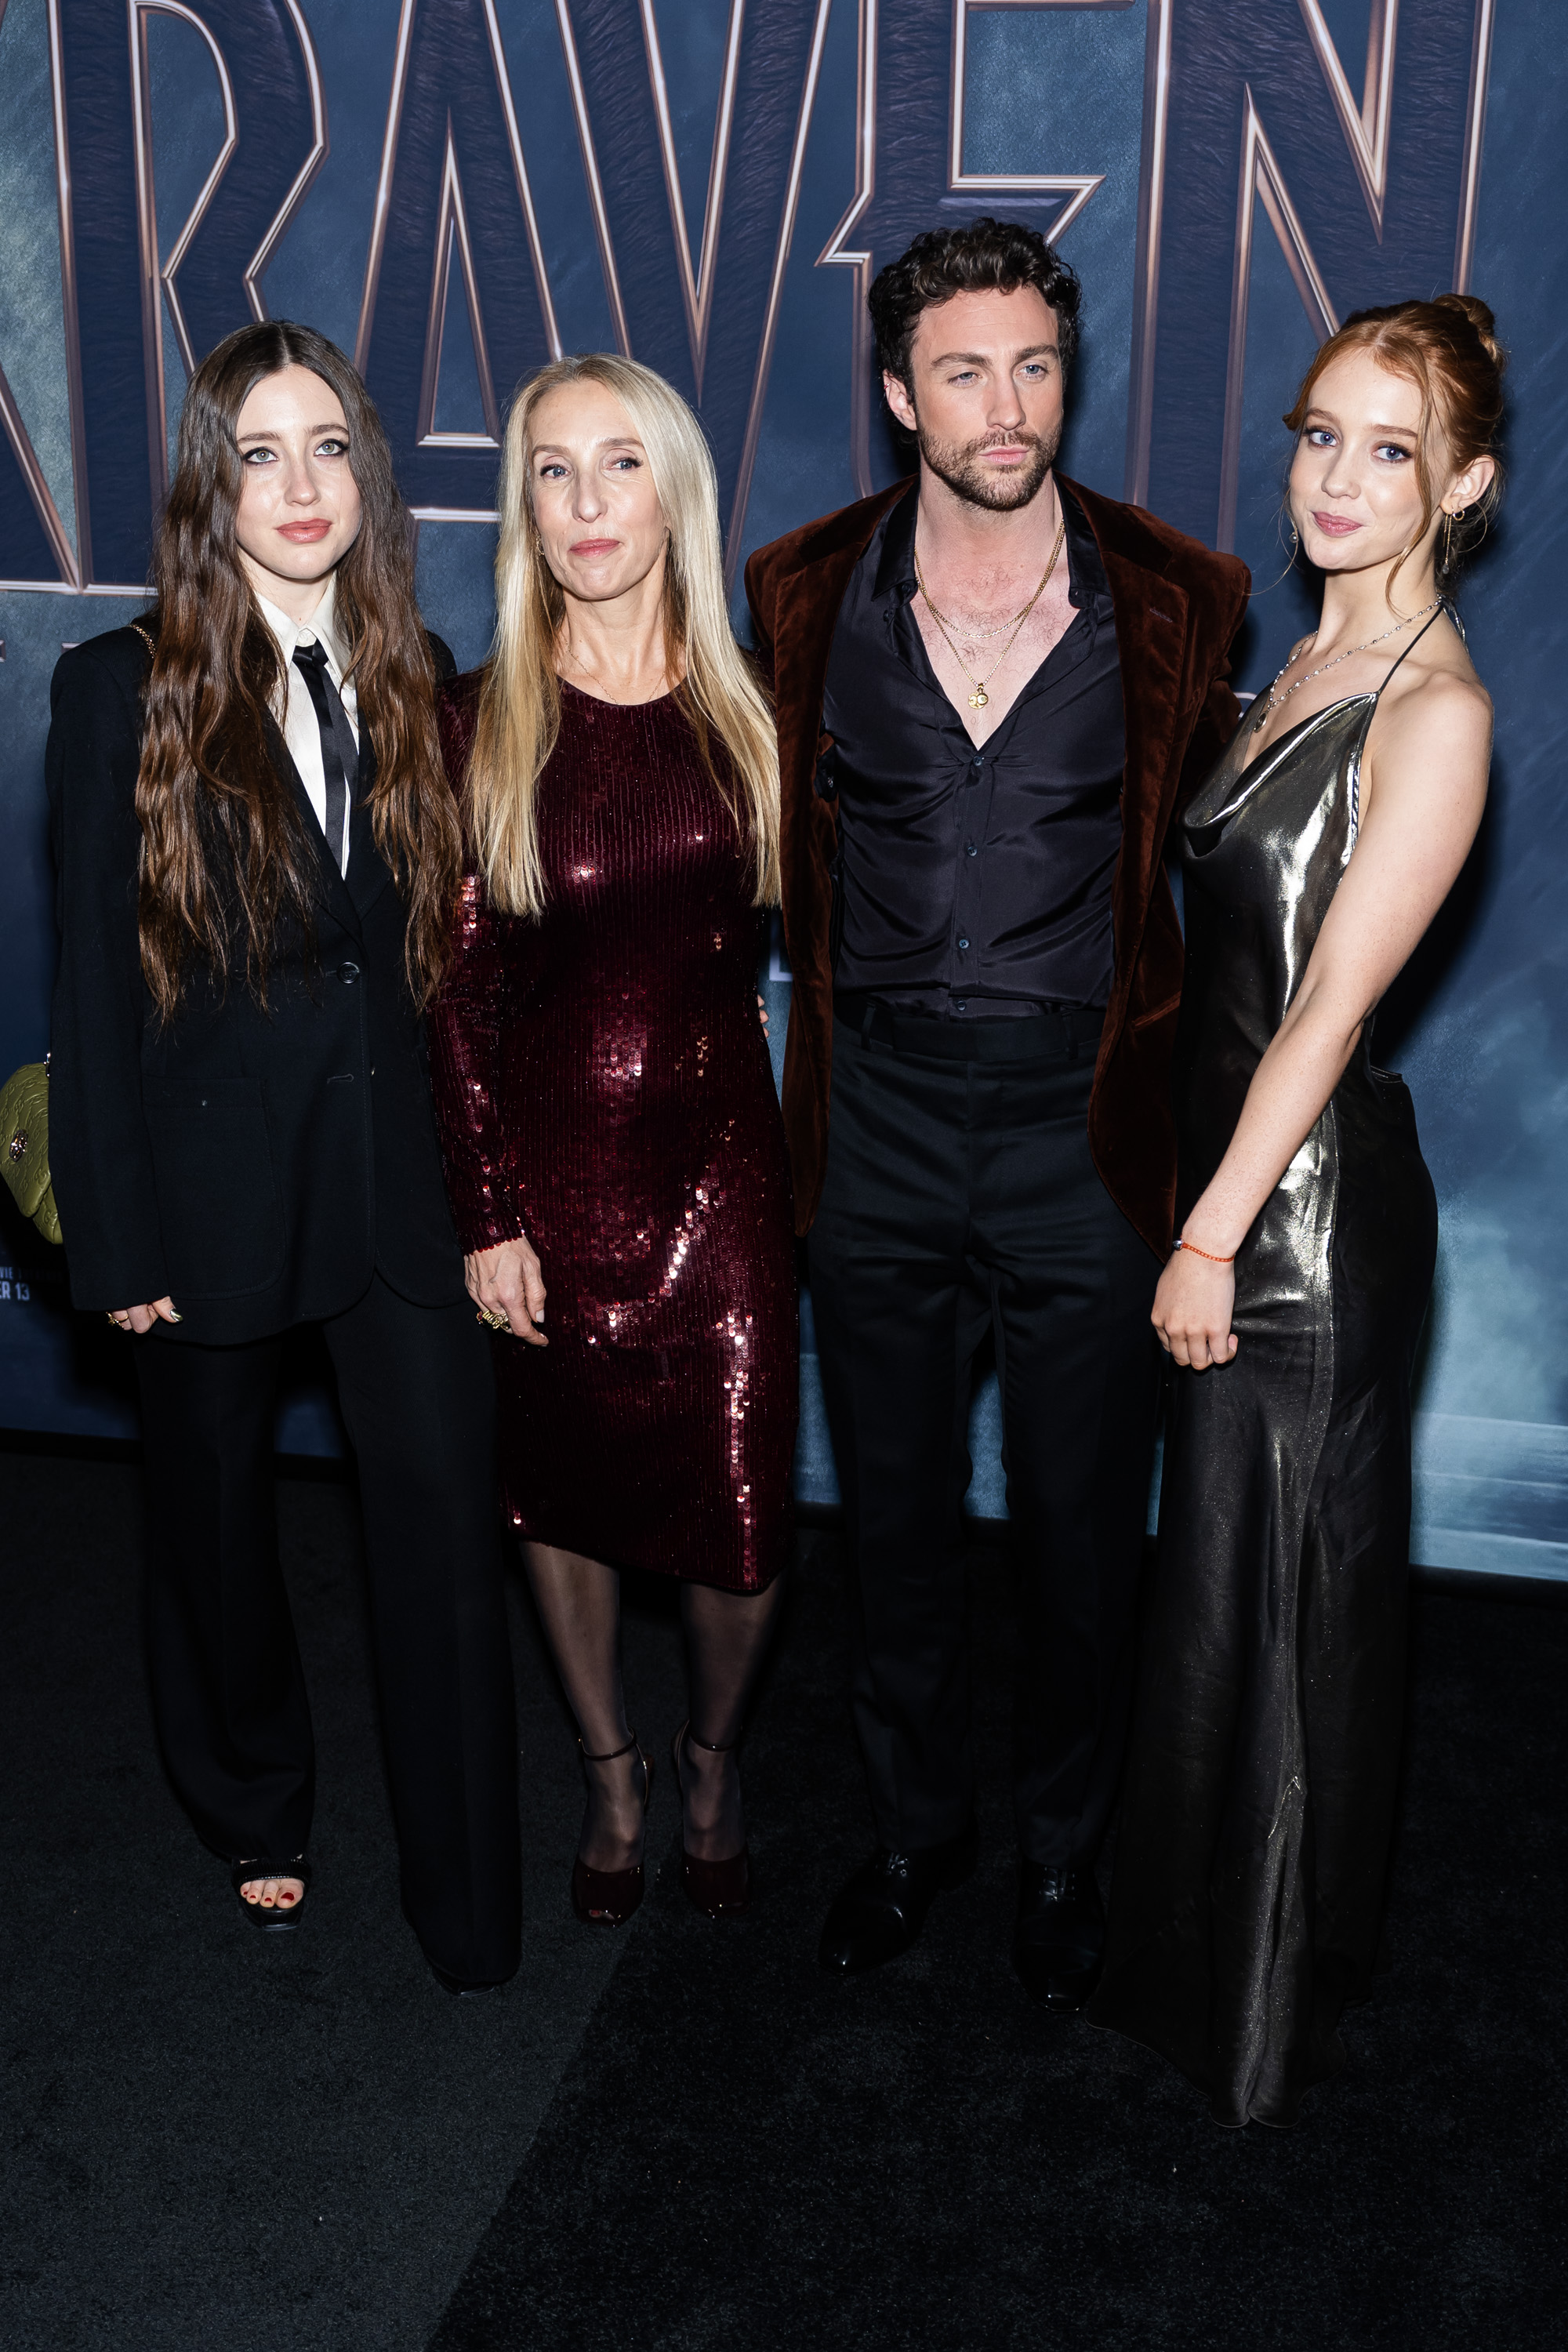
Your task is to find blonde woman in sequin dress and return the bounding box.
[429,357,795,1930]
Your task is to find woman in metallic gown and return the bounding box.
[429,356,795,1931]
[1087,298,1506,2125]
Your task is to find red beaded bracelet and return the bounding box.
[1172,1238,1236,1265]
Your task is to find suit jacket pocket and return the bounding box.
[143,1078,286,1298]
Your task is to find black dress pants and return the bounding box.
[808,1013,1161,1867]
[134,1273,522,1985]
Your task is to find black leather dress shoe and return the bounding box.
[1013,1861,1105,2013]
[818,1820,979,1976]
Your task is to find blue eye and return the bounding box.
[1305,427,1336,448]
[1374,442,1413,464]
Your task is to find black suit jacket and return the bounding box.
[46,622,464,1343]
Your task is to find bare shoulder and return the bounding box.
[1365,629,1492,818]
[1376,659,1492,760]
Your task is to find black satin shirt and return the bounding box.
[822,481,1124,1017]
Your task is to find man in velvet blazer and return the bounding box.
[746,222,1248,2005]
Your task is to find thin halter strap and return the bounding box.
[1378,599,1448,692]
[1347,600,1450,845]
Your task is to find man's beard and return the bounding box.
[915,419,1060,512]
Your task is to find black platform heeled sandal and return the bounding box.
[672,1722,751,1918]
[570,1731,653,1928]
[230,1855,311,1933]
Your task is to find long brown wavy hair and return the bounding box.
[136,321,460,1017]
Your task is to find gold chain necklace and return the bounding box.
[914,514,1067,711]
[914,597,1026,645]
[1251,598,1442,734]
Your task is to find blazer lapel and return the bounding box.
[771,480,915,972]
[344,734,396,925]
[1065,477,1190,993]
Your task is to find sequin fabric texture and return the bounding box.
[428,676,797,1592]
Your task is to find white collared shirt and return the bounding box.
[255,578,361,877]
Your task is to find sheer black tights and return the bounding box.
[524,1544,786,1868]
[678,1573,787,1859]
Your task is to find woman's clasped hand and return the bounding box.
[1151,1249,1238,1371]
[466,1236,549,1344]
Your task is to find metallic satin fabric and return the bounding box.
[1089,691,1437,2126]
[428,681,797,1593]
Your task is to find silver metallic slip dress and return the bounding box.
[1087,618,1442,2127]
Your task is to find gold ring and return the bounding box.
[475,1307,509,1333]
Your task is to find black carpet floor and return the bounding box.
[0,1446,687,2350]
[4,1448,1565,2351]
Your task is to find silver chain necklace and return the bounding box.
[1251,599,1442,735]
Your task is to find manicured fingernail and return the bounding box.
[168,1310,183,1323]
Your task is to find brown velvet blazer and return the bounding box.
[744,474,1250,1254]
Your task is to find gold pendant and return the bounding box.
[969,685,989,710]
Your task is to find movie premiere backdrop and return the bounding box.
[2,0,1563,1577]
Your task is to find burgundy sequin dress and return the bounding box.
[428,675,797,1592]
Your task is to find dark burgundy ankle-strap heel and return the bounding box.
[672,1722,751,1918]
[571,1730,653,1927]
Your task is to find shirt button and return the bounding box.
[957,938,969,953]
[954,1000,967,1014]
[965,842,978,857]
[970,757,983,773]
[338,961,360,985]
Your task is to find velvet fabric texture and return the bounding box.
[743,476,1250,1250]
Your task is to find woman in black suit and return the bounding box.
[46,321,521,1994]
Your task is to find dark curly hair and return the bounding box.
[869,217,1083,394]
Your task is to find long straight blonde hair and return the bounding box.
[465,354,780,916]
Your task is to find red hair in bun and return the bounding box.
[1284,294,1507,592]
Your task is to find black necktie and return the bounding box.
[292,637,357,873]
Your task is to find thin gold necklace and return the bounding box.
[914,596,1027,645]
[914,514,1067,711]
[1251,599,1442,734]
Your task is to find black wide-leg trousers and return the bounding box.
[808,1014,1162,1867]
[134,1273,522,1984]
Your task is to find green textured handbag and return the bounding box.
[0,1058,63,1245]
